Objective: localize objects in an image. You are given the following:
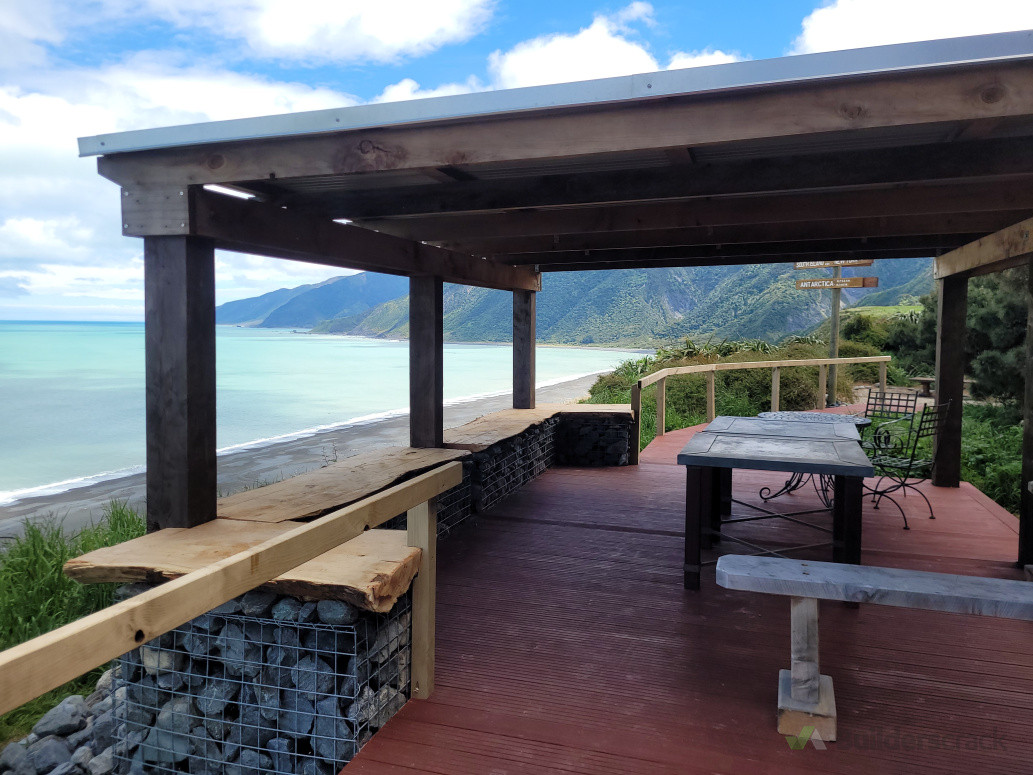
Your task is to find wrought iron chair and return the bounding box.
[860,389,919,455]
[866,402,950,529]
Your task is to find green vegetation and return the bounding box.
[959,404,1023,514]
[0,502,145,744]
[879,267,1028,403]
[584,338,871,450]
[594,298,1025,518]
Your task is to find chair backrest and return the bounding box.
[865,389,918,422]
[908,401,951,462]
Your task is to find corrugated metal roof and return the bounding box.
[78,30,1033,158]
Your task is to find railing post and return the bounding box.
[771,366,781,412]
[706,371,716,422]
[817,365,828,410]
[656,377,667,436]
[407,498,437,700]
[629,381,641,465]
[878,361,888,393]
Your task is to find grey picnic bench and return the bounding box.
[716,555,1033,742]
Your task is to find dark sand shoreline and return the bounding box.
[0,374,601,542]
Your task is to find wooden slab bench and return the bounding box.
[444,403,633,452]
[716,555,1033,742]
[218,446,469,523]
[65,521,421,612]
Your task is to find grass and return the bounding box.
[0,501,145,745]
[959,404,1023,514]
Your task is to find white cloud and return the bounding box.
[0,53,359,317]
[0,0,64,69]
[374,76,483,103]
[668,48,742,69]
[488,5,658,89]
[108,0,495,64]
[487,3,741,89]
[792,0,1033,54]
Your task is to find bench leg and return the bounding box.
[778,597,837,742]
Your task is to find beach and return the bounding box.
[0,373,601,542]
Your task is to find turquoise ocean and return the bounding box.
[0,321,636,504]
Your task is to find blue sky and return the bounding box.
[1,0,1032,320]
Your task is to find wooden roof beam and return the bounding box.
[359,178,1033,242]
[314,137,1033,219]
[96,62,1033,188]
[934,215,1033,278]
[443,211,1028,255]
[127,187,540,292]
[536,249,937,272]
[506,236,966,268]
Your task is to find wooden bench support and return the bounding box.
[407,498,437,699]
[717,554,1033,744]
[778,597,837,741]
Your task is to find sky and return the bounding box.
[2,1,1033,321]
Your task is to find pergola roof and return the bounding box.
[80,30,1033,279]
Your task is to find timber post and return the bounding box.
[407,498,437,699]
[656,377,667,436]
[513,290,536,409]
[932,274,967,487]
[143,235,217,531]
[1021,262,1033,565]
[410,276,444,447]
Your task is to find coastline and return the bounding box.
[0,373,603,542]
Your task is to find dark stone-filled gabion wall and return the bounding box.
[380,461,473,536]
[468,417,558,512]
[554,414,633,467]
[112,585,410,775]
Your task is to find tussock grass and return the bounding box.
[0,501,144,744]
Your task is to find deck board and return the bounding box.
[347,417,1030,774]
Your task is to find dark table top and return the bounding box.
[677,431,875,477]
[707,415,861,442]
[757,410,871,428]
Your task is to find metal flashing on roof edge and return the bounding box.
[78,30,1033,159]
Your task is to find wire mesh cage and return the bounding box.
[112,589,411,774]
[380,462,473,537]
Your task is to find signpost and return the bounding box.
[794,263,880,407]
[795,277,880,290]
[794,259,874,269]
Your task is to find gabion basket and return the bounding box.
[113,590,411,774]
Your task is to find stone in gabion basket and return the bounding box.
[109,586,411,775]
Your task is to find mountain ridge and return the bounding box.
[216,259,933,346]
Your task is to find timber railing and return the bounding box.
[629,356,891,463]
[0,462,462,715]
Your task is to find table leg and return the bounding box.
[832,475,863,565]
[719,468,733,517]
[711,467,730,543]
[685,465,716,590]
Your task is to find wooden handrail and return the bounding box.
[0,462,462,716]
[631,355,891,452]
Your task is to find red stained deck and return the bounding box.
[347,416,1030,775]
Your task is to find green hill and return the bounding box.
[217,258,933,346]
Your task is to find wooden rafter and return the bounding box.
[534,249,938,273]
[359,179,1033,243]
[189,189,540,292]
[442,212,1029,255]
[304,137,1033,219]
[500,236,971,269]
[934,215,1033,278]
